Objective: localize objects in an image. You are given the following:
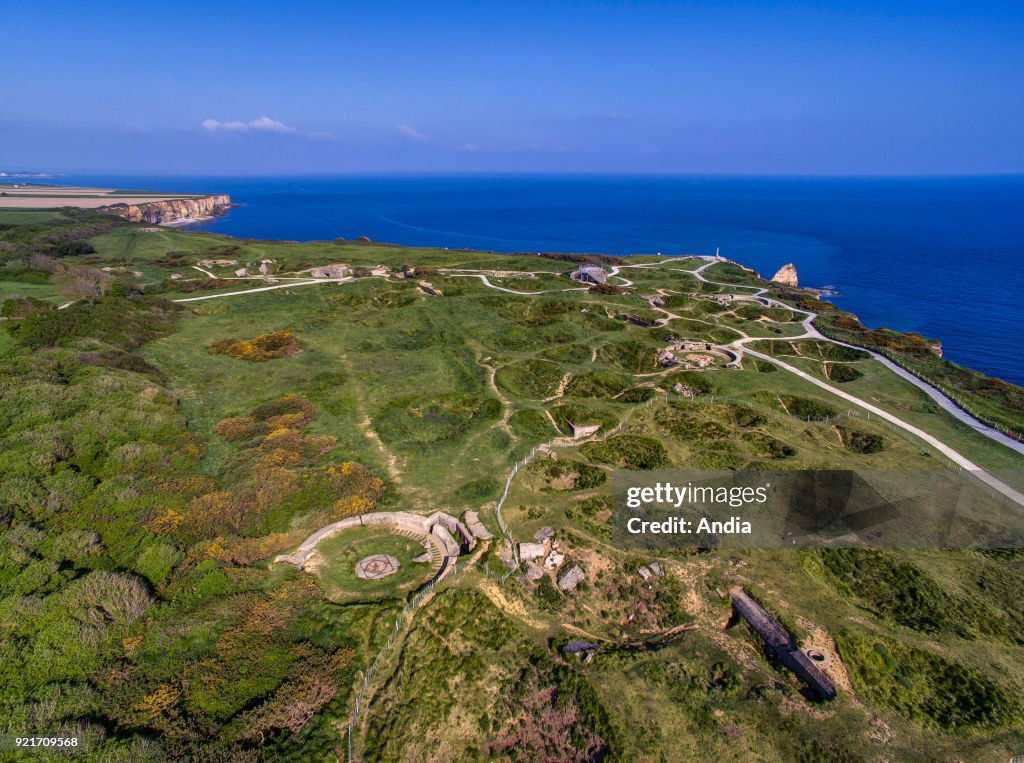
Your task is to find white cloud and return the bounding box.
[396,123,431,144]
[201,116,296,134]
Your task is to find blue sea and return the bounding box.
[29,174,1024,385]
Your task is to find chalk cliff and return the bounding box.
[101,194,231,224]
[771,263,799,288]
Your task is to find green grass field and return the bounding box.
[2,208,1022,762]
[311,526,434,603]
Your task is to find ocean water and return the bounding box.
[38,174,1024,385]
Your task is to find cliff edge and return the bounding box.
[100,194,231,224]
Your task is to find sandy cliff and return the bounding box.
[101,194,231,224]
[771,263,799,288]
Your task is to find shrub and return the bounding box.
[67,571,152,626]
[841,634,1016,730]
[582,435,669,470]
[835,426,884,454]
[208,330,299,362]
[454,477,502,501]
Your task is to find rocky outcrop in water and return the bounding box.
[771,263,799,288]
[100,194,231,224]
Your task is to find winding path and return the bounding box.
[684,259,1024,456]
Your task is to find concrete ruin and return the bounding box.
[567,421,601,439]
[568,264,608,285]
[309,263,352,279]
[519,542,546,562]
[276,510,474,582]
[729,587,836,701]
[463,510,493,540]
[557,565,586,592]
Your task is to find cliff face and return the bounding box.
[771,263,799,288]
[101,194,231,224]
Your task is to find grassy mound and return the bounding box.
[835,425,884,453]
[532,458,608,491]
[841,634,1016,731]
[581,435,670,469]
[509,409,558,441]
[495,358,565,399]
[825,362,864,383]
[374,393,501,447]
[565,370,630,398]
[598,340,663,374]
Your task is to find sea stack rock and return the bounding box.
[771,263,798,288]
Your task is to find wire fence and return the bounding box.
[815,326,1023,443]
[348,383,1019,759]
[344,559,448,760]
[491,392,665,579]
[675,392,1023,514]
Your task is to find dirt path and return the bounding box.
[172,277,351,302]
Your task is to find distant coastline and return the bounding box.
[7,174,1024,384]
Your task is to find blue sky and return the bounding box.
[2,0,1022,175]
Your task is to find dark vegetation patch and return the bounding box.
[0,208,122,260]
[753,393,837,421]
[581,435,669,470]
[566,495,613,540]
[208,330,299,362]
[540,252,623,266]
[565,370,630,399]
[509,409,558,441]
[841,634,1016,731]
[825,362,864,383]
[589,283,628,295]
[618,387,658,403]
[597,340,662,374]
[454,477,502,502]
[835,425,884,454]
[549,402,619,435]
[4,290,178,349]
[807,550,1021,643]
[531,458,607,491]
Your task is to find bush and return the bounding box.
[67,571,152,626]
[841,634,1016,730]
[582,435,669,470]
[534,459,607,491]
[208,330,299,362]
[51,240,96,258]
[454,477,501,501]
[835,426,884,454]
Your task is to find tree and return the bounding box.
[53,266,113,301]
